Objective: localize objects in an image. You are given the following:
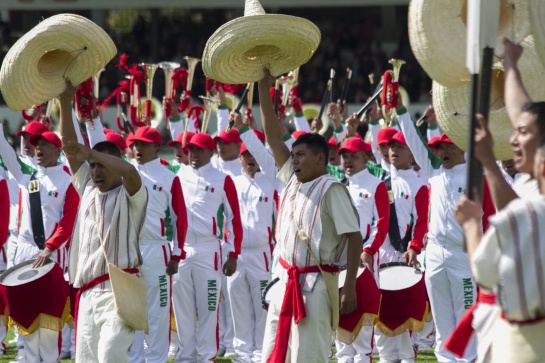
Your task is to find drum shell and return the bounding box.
[338,268,380,333]
[378,267,429,335]
[0,262,69,329]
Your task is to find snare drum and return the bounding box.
[336,266,380,344]
[378,262,429,335]
[261,277,281,310]
[0,259,69,334]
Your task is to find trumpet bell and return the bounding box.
[140,97,165,130]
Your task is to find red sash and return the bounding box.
[267,258,339,363]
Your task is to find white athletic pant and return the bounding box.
[21,327,60,363]
[76,282,135,363]
[219,271,235,354]
[336,254,380,363]
[172,241,222,363]
[128,242,172,363]
[425,242,476,363]
[227,244,271,362]
[262,276,332,363]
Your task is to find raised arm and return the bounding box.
[59,80,84,174]
[503,38,531,126]
[0,125,29,182]
[258,71,291,170]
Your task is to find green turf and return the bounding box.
[0,327,439,362]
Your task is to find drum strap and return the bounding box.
[28,172,46,250]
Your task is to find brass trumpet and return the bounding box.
[184,56,201,96]
[140,63,159,119]
[158,61,181,121]
[199,96,220,134]
[381,58,405,126]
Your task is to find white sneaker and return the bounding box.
[168,345,178,359]
[217,347,226,356]
[224,350,237,358]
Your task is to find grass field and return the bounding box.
[0,327,439,362]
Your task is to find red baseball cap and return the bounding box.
[376,127,398,146]
[428,133,454,148]
[130,126,162,145]
[106,132,127,151]
[215,129,242,144]
[16,121,49,137]
[339,137,371,155]
[29,131,61,148]
[187,133,215,151]
[328,136,340,147]
[240,130,266,155]
[103,128,115,134]
[292,130,307,140]
[387,131,407,146]
[167,131,196,147]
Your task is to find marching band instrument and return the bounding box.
[140,63,159,119]
[317,80,332,121]
[339,68,353,112]
[158,61,181,121]
[140,97,165,129]
[415,114,428,127]
[281,68,299,110]
[303,103,329,135]
[226,84,251,132]
[199,96,219,134]
[183,56,201,105]
[380,59,405,126]
[329,68,336,102]
[93,68,106,100]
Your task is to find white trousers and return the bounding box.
[76,283,135,363]
[219,270,235,354]
[336,254,380,363]
[21,327,60,363]
[172,241,221,363]
[227,244,271,362]
[425,242,476,363]
[128,243,172,363]
[262,276,332,363]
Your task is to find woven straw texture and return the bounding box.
[0,14,117,111]
[409,0,529,88]
[530,0,545,68]
[202,5,320,84]
[244,0,266,16]
[433,36,545,161]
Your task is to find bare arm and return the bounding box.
[63,141,142,196]
[59,80,84,173]
[455,194,483,276]
[503,38,531,126]
[258,71,291,170]
[340,231,361,314]
[474,114,518,210]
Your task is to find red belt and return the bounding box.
[445,291,496,357]
[267,257,339,363]
[73,268,139,348]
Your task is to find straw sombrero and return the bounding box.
[530,0,545,68]
[202,0,320,84]
[433,36,545,161]
[0,14,117,111]
[409,0,529,88]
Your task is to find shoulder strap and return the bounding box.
[28,172,46,250]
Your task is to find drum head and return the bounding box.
[0,259,55,287]
[379,262,422,291]
[338,266,365,288]
[262,277,283,305]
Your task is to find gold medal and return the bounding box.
[298,230,308,240]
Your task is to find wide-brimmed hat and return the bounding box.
[530,0,545,68]
[432,36,545,161]
[409,0,529,87]
[202,0,320,84]
[0,14,117,111]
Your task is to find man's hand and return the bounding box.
[58,79,78,104]
[360,251,374,273]
[62,141,92,162]
[259,69,277,89]
[32,248,53,268]
[368,99,382,122]
[243,112,256,129]
[310,118,323,133]
[230,110,244,131]
[166,259,179,276]
[327,102,340,122]
[339,100,349,120]
[339,285,357,315]
[163,98,180,119]
[503,38,523,67]
[403,249,420,269]
[222,256,237,277]
[455,191,482,227]
[474,114,496,166]
[346,114,360,137]
[423,105,437,126]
